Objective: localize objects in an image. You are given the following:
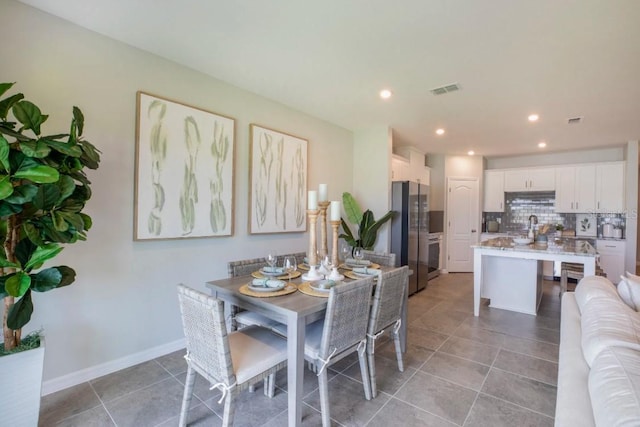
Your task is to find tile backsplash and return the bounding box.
[483,191,626,237]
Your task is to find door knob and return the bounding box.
[471,229,477,233]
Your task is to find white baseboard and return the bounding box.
[41,338,186,396]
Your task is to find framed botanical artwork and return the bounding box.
[134,92,235,240]
[576,213,597,237]
[249,124,308,234]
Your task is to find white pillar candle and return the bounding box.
[330,200,341,221]
[308,190,318,210]
[318,184,328,202]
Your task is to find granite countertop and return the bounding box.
[473,237,598,257]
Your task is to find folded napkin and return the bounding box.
[251,278,284,288]
[315,280,338,290]
[352,267,380,277]
[346,258,371,266]
[262,266,284,274]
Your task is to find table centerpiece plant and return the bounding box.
[0,82,100,353]
[339,192,394,253]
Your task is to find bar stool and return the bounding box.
[560,262,606,295]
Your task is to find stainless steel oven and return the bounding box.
[427,233,441,280]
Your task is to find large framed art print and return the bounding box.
[249,124,308,234]
[134,92,235,240]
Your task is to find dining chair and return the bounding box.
[177,284,287,427]
[366,266,408,398]
[305,277,375,427]
[227,258,284,333]
[362,249,396,267]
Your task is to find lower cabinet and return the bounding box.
[596,240,626,284]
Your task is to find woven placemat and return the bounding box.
[238,283,297,298]
[339,263,380,271]
[251,270,302,280]
[344,270,379,281]
[297,282,330,298]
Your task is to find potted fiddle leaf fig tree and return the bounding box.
[339,192,394,251]
[0,82,100,424]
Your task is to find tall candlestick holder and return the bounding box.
[330,220,341,267]
[307,209,319,265]
[318,201,330,259]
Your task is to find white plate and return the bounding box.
[302,272,324,282]
[311,280,339,292]
[260,267,285,276]
[248,279,286,292]
[513,238,532,245]
[352,267,379,277]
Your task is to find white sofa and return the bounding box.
[556,275,640,426]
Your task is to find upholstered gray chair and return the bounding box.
[177,284,287,427]
[362,249,396,267]
[366,266,408,397]
[305,277,375,426]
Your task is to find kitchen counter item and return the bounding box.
[487,220,499,232]
[614,228,623,239]
[602,223,614,238]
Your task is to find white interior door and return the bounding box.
[447,177,479,272]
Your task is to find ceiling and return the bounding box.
[19,0,640,158]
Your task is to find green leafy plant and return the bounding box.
[0,82,100,351]
[339,192,394,251]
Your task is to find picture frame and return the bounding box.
[576,213,597,237]
[249,124,308,234]
[134,92,235,240]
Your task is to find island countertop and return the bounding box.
[472,237,598,257]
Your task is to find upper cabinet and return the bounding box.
[503,167,555,192]
[555,165,596,213]
[483,170,504,212]
[391,149,430,185]
[596,162,625,213]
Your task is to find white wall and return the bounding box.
[1,0,354,390]
[625,141,638,274]
[486,146,625,169]
[352,126,393,252]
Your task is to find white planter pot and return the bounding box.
[0,335,45,425]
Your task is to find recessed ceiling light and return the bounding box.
[528,114,539,122]
[538,142,547,148]
[467,150,475,156]
[379,89,392,99]
[435,128,445,136]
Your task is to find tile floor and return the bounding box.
[39,273,561,426]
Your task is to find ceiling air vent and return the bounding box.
[431,83,460,95]
[567,117,583,124]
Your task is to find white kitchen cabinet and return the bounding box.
[555,165,596,213]
[391,152,430,184]
[483,170,504,212]
[596,239,625,284]
[391,156,409,181]
[504,167,555,192]
[596,162,625,213]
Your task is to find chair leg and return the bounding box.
[221,388,237,427]
[561,268,568,296]
[392,331,404,372]
[263,373,276,398]
[367,341,378,398]
[179,365,196,427]
[318,368,331,427]
[358,349,372,401]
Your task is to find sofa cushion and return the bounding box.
[589,346,640,426]
[574,275,619,314]
[618,275,640,311]
[581,295,640,366]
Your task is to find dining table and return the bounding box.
[206,264,408,427]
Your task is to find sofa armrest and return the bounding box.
[555,293,595,427]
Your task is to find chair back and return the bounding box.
[320,277,374,359]
[228,257,266,277]
[177,284,235,386]
[368,266,408,335]
[362,250,396,267]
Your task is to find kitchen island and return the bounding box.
[472,237,597,316]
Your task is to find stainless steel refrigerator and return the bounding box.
[390,181,429,295]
